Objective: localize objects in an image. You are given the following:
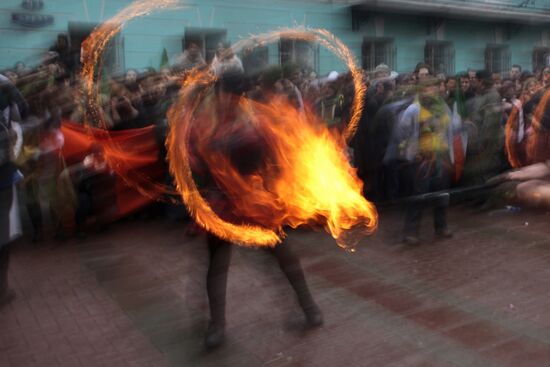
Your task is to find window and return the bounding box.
[183,28,226,63]
[279,39,319,72]
[362,37,396,71]
[485,44,510,74]
[241,45,268,77]
[533,47,550,73]
[424,40,454,76]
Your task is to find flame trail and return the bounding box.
[167,29,377,249]
[80,0,377,249]
[79,0,183,200]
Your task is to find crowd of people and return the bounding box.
[3,36,550,346]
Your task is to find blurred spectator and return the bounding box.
[415,63,432,81]
[540,65,550,89]
[109,78,139,130]
[0,75,27,307]
[171,42,206,71]
[462,70,506,186]
[391,76,459,244]
[211,41,244,76]
[510,64,522,83]
[373,63,391,79]
[14,61,28,76]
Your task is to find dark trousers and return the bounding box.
[403,160,451,236]
[0,244,11,296]
[0,184,14,296]
[25,180,43,236]
[206,234,316,324]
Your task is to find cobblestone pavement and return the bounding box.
[2,205,550,366]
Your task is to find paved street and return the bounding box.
[2,205,550,366]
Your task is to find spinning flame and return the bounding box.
[167,70,377,250]
[79,0,183,200]
[81,0,377,249]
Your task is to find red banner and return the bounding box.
[60,121,165,220]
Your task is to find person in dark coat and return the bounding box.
[0,75,27,308]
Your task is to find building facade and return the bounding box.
[0,0,549,76]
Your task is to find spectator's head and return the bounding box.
[14,61,26,75]
[417,76,441,107]
[468,68,477,80]
[492,73,503,91]
[140,75,166,104]
[457,72,470,93]
[125,69,138,85]
[186,42,201,58]
[395,72,410,86]
[216,41,234,60]
[4,70,18,85]
[445,75,456,94]
[282,63,299,83]
[500,79,516,101]
[522,77,539,99]
[520,70,534,84]
[373,63,390,79]
[415,63,432,81]
[510,64,522,81]
[475,69,493,93]
[308,70,317,81]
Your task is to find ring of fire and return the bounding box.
[81,0,376,248]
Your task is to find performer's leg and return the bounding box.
[272,241,323,327]
[205,234,232,348]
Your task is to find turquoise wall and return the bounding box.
[0,0,547,75]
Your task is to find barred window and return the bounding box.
[533,47,550,74]
[485,44,511,74]
[424,40,454,76]
[279,39,319,72]
[362,37,396,71]
[184,28,227,63]
[242,45,268,77]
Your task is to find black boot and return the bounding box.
[204,320,225,349]
[303,304,323,328]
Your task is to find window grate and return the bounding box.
[533,47,550,73]
[362,37,396,71]
[425,40,454,76]
[485,44,511,74]
[242,46,268,77]
[279,39,319,72]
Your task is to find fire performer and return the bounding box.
[189,69,323,349]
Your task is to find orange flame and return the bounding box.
[79,0,183,200]
[79,0,377,249]
[168,78,377,249]
[168,92,377,249]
